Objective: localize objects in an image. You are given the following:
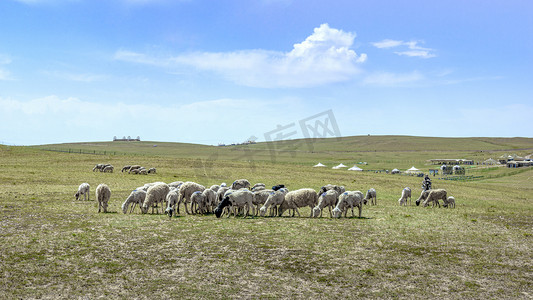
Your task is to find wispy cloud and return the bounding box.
[41,70,107,82]
[372,39,436,58]
[362,71,424,87]
[115,24,367,88]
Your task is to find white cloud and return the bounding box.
[115,24,367,88]
[372,39,436,58]
[362,71,424,87]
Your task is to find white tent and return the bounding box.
[332,163,348,169]
[391,168,400,174]
[313,162,326,167]
[348,166,363,171]
[406,166,422,174]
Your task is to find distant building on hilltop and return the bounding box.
[113,136,141,142]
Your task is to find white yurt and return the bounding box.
[391,168,400,174]
[313,162,326,167]
[406,166,422,174]
[332,163,348,169]
[348,166,363,171]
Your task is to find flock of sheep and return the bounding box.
[92,164,156,175]
[75,176,456,218]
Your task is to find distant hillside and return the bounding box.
[34,136,533,156]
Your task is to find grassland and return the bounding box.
[1,136,532,299]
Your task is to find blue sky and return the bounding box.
[1,0,532,145]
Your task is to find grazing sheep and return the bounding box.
[203,189,217,213]
[190,191,207,214]
[215,189,254,218]
[415,190,431,206]
[214,195,232,218]
[75,183,90,201]
[177,181,205,215]
[259,188,289,217]
[210,185,221,193]
[216,186,230,204]
[278,188,318,217]
[253,189,274,215]
[121,165,131,173]
[332,191,364,218]
[139,182,166,192]
[423,189,447,208]
[443,196,456,208]
[129,169,140,175]
[141,183,170,214]
[128,165,142,174]
[122,189,147,214]
[398,187,412,206]
[93,164,105,172]
[319,184,345,205]
[231,179,251,190]
[102,165,114,173]
[220,182,227,187]
[364,188,377,205]
[95,183,111,213]
[138,168,148,175]
[148,167,156,174]
[319,184,346,196]
[251,183,266,192]
[312,190,338,218]
[168,181,184,189]
[165,188,179,217]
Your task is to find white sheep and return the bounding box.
[415,190,431,206]
[216,186,230,204]
[164,188,179,217]
[190,191,207,214]
[177,181,205,215]
[364,188,377,205]
[398,187,412,206]
[231,179,251,190]
[332,191,363,218]
[148,167,156,174]
[168,181,184,189]
[141,183,170,214]
[209,185,221,193]
[278,188,318,217]
[122,189,147,214]
[253,189,274,216]
[75,183,90,201]
[128,165,142,174]
[259,188,289,217]
[216,189,254,218]
[443,196,456,208]
[95,183,111,213]
[93,164,105,172]
[121,165,131,173]
[422,189,447,208]
[251,183,266,192]
[312,190,338,218]
[202,189,217,213]
[138,168,148,175]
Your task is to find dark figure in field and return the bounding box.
[422,175,432,191]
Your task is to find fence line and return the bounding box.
[39,148,121,156]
